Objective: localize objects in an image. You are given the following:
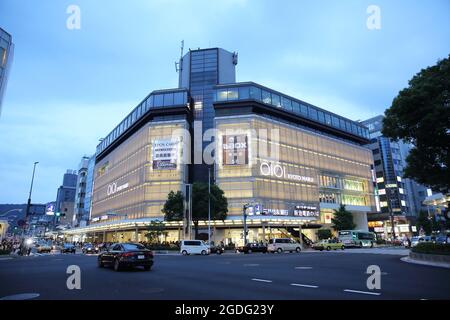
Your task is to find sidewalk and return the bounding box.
[401,256,450,269]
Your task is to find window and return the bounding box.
[281,97,292,111]
[227,88,238,100]
[174,92,185,105]
[262,90,271,104]
[249,86,261,100]
[325,113,332,125]
[154,94,164,107]
[317,111,325,123]
[332,116,339,128]
[292,101,300,114]
[163,93,174,106]
[309,108,318,121]
[217,89,228,101]
[238,86,250,99]
[300,104,308,116]
[271,93,281,107]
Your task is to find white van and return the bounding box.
[267,238,302,253]
[180,240,210,255]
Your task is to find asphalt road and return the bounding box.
[0,250,449,300]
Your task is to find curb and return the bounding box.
[400,256,450,269]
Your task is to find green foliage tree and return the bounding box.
[192,182,228,239]
[317,229,333,240]
[331,205,356,231]
[416,210,432,235]
[162,190,184,221]
[382,55,450,192]
[145,220,166,244]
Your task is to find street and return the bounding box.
[1,249,449,300]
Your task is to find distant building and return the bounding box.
[55,170,78,227]
[0,27,13,116]
[362,115,432,218]
[73,156,95,227]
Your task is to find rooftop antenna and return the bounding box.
[175,40,184,73]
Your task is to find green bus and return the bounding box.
[338,230,375,248]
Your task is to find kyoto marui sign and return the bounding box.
[259,161,315,183]
[107,182,129,196]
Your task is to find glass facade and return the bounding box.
[96,89,189,155]
[0,28,13,116]
[91,120,189,221]
[215,115,376,218]
[214,83,369,140]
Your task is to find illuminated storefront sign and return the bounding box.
[45,203,55,216]
[259,161,315,183]
[262,208,289,216]
[107,182,129,196]
[152,139,179,170]
[293,205,319,217]
[222,135,248,165]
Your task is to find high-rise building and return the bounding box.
[362,115,432,218]
[65,47,376,244]
[73,156,90,227]
[0,27,13,117]
[55,170,77,227]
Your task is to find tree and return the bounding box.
[192,182,228,239]
[317,229,333,240]
[145,220,166,244]
[162,190,184,221]
[331,205,356,231]
[382,55,450,192]
[416,210,431,235]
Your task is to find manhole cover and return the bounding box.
[0,293,40,300]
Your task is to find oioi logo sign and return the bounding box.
[259,161,314,183]
[107,182,129,196]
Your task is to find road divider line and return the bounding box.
[343,289,381,296]
[290,283,318,288]
[251,278,272,283]
[295,266,312,269]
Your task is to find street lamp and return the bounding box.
[25,162,39,235]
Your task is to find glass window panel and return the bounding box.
[271,94,281,107]
[281,97,292,111]
[216,89,227,101]
[325,113,332,125]
[227,88,238,100]
[300,104,308,116]
[238,86,250,99]
[292,101,300,114]
[340,118,346,130]
[147,95,154,108]
[332,116,339,127]
[249,86,261,101]
[154,94,164,107]
[163,93,174,106]
[351,123,357,134]
[174,92,184,105]
[317,111,325,123]
[309,108,318,120]
[262,90,271,104]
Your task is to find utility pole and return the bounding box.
[25,162,39,235]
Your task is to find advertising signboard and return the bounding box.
[222,135,248,166]
[152,139,179,170]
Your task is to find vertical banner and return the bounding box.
[222,134,248,165]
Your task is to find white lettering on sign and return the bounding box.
[107,182,129,196]
[260,161,314,183]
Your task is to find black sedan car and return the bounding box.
[98,243,154,271]
[82,243,99,254]
[209,245,225,255]
[236,242,268,254]
[61,243,76,254]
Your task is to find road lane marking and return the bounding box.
[0,293,40,300]
[0,257,13,261]
[344,289,381,296]
[244,264,260,267]
[295,266,312,269]
[251,278,272,283]
[290,283,318,288]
